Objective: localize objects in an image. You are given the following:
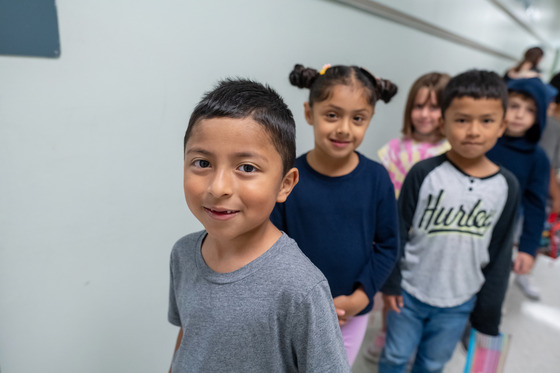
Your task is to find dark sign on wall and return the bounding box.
[0,0,61,58]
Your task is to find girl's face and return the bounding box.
[304,84,374,164]
[411,87,441,141]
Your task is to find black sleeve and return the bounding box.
[470,170,520,336]
[380,156,441,294]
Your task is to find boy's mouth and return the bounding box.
[204,207,239,219]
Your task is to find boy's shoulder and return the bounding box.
[406,153,448,179]
[260,234,329,293]
[170,231,328,295]
[171,230,205,256]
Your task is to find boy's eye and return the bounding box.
[193,159,210,168]
[483,118,494,124]
[238,164,257,173]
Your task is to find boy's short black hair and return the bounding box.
[184,78,296,175]
[440,70,508,117]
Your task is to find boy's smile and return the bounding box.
[441,97,506,167]
[183,117,297,247]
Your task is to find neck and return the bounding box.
[201,222,281,273]
[445,151,498,178]
[306,149,359,177]
[411,131,442,144]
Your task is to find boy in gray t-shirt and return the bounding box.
[168,79,350,372]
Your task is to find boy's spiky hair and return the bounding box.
[441,70,508,117]
[184,78,296,175]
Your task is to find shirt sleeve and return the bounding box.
[517,149,550,256]
[380,160,426,295]
[289,281,351,373]
[355,168,400,301]
[470,171,520,336]
[168,249,181,327]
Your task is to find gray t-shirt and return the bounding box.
[168,231,350,373]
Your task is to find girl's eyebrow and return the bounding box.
[324,104,371,114]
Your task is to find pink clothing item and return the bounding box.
[340,313,370,366]
[377,137,450,197]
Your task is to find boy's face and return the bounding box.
[440,97,506,163]
[183,117,297,243]
[505,93,537,137]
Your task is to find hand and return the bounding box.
[333,287,369,326]
[513,252,535,274]
[382,293,403,313]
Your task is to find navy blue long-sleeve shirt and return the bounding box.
[271,152,399,315]
[487,77,553,257]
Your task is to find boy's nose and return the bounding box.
[467,122,481,136]
[208,169,233,197]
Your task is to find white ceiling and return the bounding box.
[496,0,560,48]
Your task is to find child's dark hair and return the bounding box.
[550,72,560,104]
[513,46,544,73]
[440,70,508,117]
[184,78,296,175]
[289,64,398,107]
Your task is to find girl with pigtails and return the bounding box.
[271,64,400,365]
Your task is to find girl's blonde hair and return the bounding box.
[401,72,450,139]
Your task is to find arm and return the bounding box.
[169,328,183,373]
[355,169,400,305]
[470,173,520,335]
[516,151,549,261]
[380,161,424,296]
[333,286,369,325]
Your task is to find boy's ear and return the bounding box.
[276,167,299,203]
[438,116,445,136]
[498,117,507,137]
[304,102,314,125]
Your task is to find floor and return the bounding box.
[352,255,560,373]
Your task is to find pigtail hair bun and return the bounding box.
[376,77,398,103]
[289,64,319,89]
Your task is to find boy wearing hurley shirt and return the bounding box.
[378,70,520,373]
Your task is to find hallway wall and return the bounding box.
[0,1,550,372]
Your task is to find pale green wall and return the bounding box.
[0,1,545,372]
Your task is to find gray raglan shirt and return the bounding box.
[168,231,350,372]
[382,154,520,335]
